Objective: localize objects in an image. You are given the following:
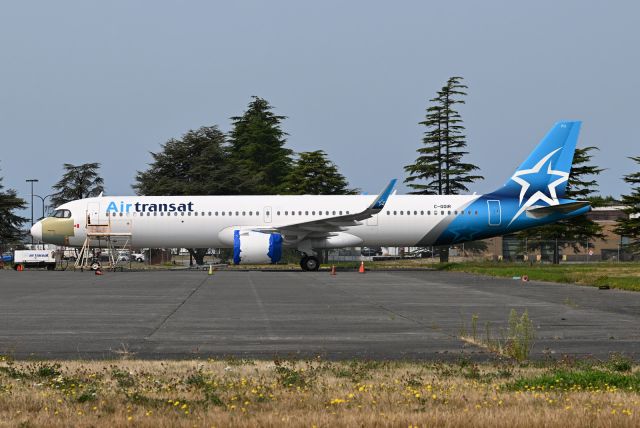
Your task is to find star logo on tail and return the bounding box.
[508,148,568,225]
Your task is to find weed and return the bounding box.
[33,362,62,378]
[77,386,98,403]
[607,353,633,372]
[505,309,535,361]
[0,362,28,379]
[471,314,479,341]
[111,367,136,388]
[274,360,310,388]
[332,360,387,382]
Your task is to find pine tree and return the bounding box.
[518,146,605,263]
[284,150,357,195]
[134,126,242,196]
[404,76,483,195]
[134,125,239,265]
[228,96,293,194]
[0,173,27,250]
[404,77,483,262]
[50,163,104,208]
[615,156,640,254]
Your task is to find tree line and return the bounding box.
[1,83,639,260]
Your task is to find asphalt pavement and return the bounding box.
[0,269,638,360]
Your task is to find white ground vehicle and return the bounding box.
[13,250,57,270]
[131,252,145,262]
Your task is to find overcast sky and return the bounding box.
[1,0,638,218]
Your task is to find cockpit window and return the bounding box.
[50,209,72,218]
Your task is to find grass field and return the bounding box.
[1,356,639,427]
[435,262,640,291]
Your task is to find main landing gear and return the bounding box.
[300,255,320,271]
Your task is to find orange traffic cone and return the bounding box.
[358,261,365,273]
[95,268,103,276]
[330,265,336,275]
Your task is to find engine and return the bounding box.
[233,230,283,264]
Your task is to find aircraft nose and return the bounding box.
[30,222,42,242]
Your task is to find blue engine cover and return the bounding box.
[233,230,283,265]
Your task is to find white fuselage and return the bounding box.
[60,194,481,249]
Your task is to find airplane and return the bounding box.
[31,121,591,271]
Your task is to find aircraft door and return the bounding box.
[264,206,272,223]
[87,202,102,226]
[487,200,501,226]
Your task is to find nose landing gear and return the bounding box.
[300,255,320,271]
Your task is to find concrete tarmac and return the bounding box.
[0,269,638,360]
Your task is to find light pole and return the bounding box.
[34,194,55,219]
[34,193,54,250]
[26,179,39,245]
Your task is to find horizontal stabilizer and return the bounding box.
[525,201,591,219]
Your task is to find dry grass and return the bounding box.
[1,356,640,427]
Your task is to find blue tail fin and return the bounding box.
[498,121,581,203]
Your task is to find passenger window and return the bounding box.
[312,211,315,215]
[277,211,280,216]
[339,211,342,215]
[475,211,478,215]
[242,211,246,216]
[393,211,397,215]
[421,210,424,215]
[228,211,232,216]
[400,211,404,215]
[249,211,253,216]
[235,211,239,216]
[332,211,336,215]
[387,211,390,215]
[346,211,349,214]
[256,211,259,216]
[305,211,309,215]
[221,212,225,216]
[448,211,451,215]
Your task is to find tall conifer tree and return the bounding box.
[0,173,26,250]
[615,156,640,254]
[404,77,483,262]
[229,97,293,194]
[50,163,104,208]
[404,76,482,195]
[284,150,356,195]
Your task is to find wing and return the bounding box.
[254,179,397,236]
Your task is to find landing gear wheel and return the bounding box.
[301,256,320,272]
[90,261,101,271]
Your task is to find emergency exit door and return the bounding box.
[87,202,102,225]
[487,200,501,226]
